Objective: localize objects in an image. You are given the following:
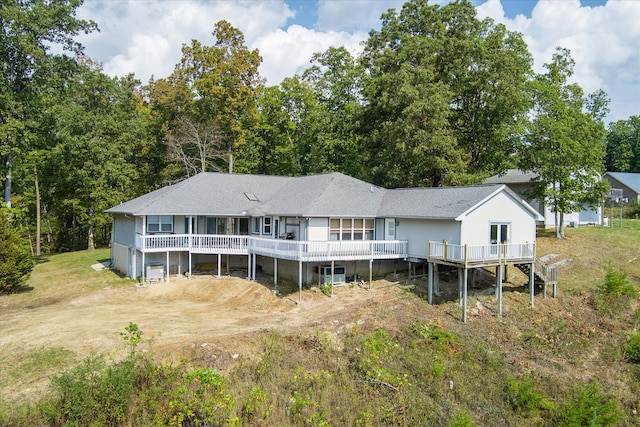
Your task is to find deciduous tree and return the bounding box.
[520,48,609,238]
[605,116,640,173]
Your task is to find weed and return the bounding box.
[448,408,474,427]
[319,282,332,296]
[121,322,143,358]
[593,266,638,316]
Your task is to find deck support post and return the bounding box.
[252,254,257,281]
[428,262,433,304]
[226,254,230,274]
[496,264,503,317]
[247,255,251,280]
[462,268,468,323]
[369,259,373,290]
[141,251,145,283]
[458,268,463,305]
[217,253,221,278]
[553,282,557,299]
[331,260,335,297]
[274,258,278,287]
[188,251,192,279]
[166,251,170,282]
[434,264,439,294]
[529,261,535,307]
[298,261,303,303]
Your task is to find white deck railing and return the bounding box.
[136,234,408,261]
[428,241,535,265]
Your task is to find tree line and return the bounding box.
[1,0,638,259]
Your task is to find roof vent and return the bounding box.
[244,192,259,201]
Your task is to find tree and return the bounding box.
[43,60,144,250]
[150,20,262,177]
[0,0,96,208]
[301,47,367,178]
[0,208,33,294]
[360,0,532,187]
[520,48,609,238]
[604,116,640,173]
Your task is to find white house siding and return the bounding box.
[307,218,329,241]
[395,219,460,260]
[113,214,136,247]
[459,191,537,246]
[111,242,130,277]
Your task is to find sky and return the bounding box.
[73,0,640,124]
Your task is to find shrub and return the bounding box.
[625,332,640,363]
[592,267,638,315]
[506,374,554,415]
[554,380,622,427]
[45,355,137,426]
[0,208,33,294]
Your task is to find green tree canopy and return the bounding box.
[0,0,96,207]
[0,208,33,293]
[519,48,609,238]
[605,116,640,173]
[360,0,532,187]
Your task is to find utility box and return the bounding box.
[146,264,164,282]
[320,265,346,284]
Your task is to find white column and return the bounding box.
[496,265,503,317]
[274,258,278,286]
[166,251,170,283]
[217,253,221,278]
[462,268,468,323]
[428,262,433,304]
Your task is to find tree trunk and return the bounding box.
[87,209,95,250]
[34,163,41,256]
[4,153,11,208]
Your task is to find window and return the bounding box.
[263,217,272,235]
[235,218,249,235]
[205,217,228,234]
[490,223,509,244]
[147,215,173,233]
[252,217,260,234]
[184,217,197,234]
[330,218,375,240]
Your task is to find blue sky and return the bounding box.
[75,0,638,123]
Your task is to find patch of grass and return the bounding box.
[536,219,640,292]
[11,347,75,383]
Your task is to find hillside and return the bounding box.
[0,222,639,425]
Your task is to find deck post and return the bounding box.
[434,264,440,294]
[331,260,335,297]
[428,262,433,304]
[298,261,303,303]
[247,254,251,280]
[274,258,278,286]
[462,268,468,323]
[188,251,192,279]
[496,264,503,317]
[458,268,463,305]
[529,262,535,307]
[141,251,145,283]
[166,251,170,282]
[217,253,221,278]
[369,259,373,290]
[252,254,257,281]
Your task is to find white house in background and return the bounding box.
[485,169,604,228]
[106,172,547,318]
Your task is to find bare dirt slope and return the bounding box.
[0,274,415,403]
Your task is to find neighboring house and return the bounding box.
[485,169,603,227]
[106,172,546,318]
[603,172,640,204]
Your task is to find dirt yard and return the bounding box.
[0,273,421,403]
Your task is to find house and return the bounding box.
[485,169,603,227]
[106,172,547,320]
[603,172,640,204]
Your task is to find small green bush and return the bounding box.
[448,408,474,427]
[0,208,34,294]
[506,374,554,415]
[625,332,640,363]
[554,380,622,427]
[593,267,638,315]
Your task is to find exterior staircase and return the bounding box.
[515,256,560,297]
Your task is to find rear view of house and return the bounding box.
[106,172,547,317]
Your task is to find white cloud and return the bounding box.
[476,0,640,122]
[315,0,404,32]
[253,25,367,83]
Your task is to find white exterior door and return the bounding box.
[385,218,396,240]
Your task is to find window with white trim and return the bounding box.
[330,218,374,240]
[263,217,272,235]
[147,215,173,233]
[252,217,261,234]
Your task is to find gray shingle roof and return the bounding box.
[605,172,640,193]
[106,172,539,220]
[484,169,538,184]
